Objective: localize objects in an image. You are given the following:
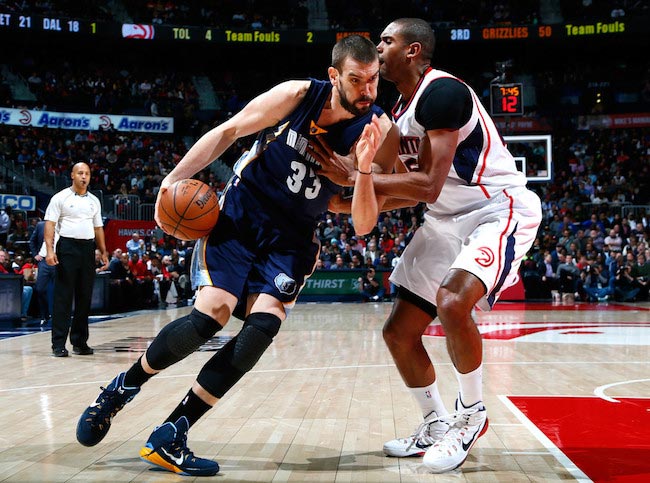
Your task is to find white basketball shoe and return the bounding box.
[422,397,488,472]
[383,411,450,457]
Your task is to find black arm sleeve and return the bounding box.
[415,77,473,131]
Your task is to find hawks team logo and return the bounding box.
[121,24,155,39]
[274,273,297,296]
[475,247,495,267]
[99,115,112,129]
[19,109,32,125]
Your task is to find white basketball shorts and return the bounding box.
[390,187,541,311]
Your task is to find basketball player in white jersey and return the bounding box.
[315,18,542,473]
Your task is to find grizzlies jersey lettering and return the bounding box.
[232,79,384,227]
[393,68,527,216]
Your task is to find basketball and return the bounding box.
[157,179,219,241]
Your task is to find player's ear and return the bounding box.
[328,66,339,86]
[407,42,421,59]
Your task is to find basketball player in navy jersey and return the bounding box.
[75,35,398,476]
[314,19,542,473]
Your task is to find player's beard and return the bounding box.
[338,84,373,116]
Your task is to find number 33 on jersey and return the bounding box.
[232,79,385,226]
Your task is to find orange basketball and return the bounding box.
[157,179,219,241]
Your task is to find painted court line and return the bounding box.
[498,394,591,482]
[594,378,650,403]
[1,361,648,393]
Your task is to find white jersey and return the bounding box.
[44,187,103,240]
[393,68,527,216]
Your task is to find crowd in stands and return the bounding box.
[128,0,308,30]
[325,0,540,31]
[0,124,234,235]
[5,45,201,121]
[521,221,650,303]
[0,0,307,30]
[313,192,650,304]
[0,2,649,316]
[105,229,195,311]
[0,207,200,323]
[324,0,649,30]
[0,117,645,319]
[311,124,649,305]
[0,0,113,21]
[523,125,650,303]
[1,95,648,307]
[24,66,199,118]
[3,54,648,185]
[2,0,648,142]
[2,37,647,143]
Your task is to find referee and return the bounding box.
[45,162,108,357]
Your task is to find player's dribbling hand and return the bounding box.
[154,177,173,227]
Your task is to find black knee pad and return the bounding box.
[196,312,281,398]
[232,312,281,372]
[243,312,282,338]
[146,308,223,370]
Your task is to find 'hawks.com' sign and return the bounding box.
[103,219,157,253]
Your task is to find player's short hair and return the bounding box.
[331,35,378,71]
[393,18,436,62]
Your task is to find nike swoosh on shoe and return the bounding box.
[161,448,185,466]
[461,420,488,451]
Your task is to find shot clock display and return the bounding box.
[490,83,524,116]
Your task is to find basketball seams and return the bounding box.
[161,184,187,236]
[173,180,201,219]
[174,181,216,220]
[158,179,219,241]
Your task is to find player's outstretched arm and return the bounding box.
[153,80,310,226]
[372,128,458,203]
[163,80,309,185]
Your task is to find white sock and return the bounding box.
[409,381,448,419]
[454,365,483,407]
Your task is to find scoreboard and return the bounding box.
[0,11,643,45]
[447,20,633,43]
[0,12,351,44]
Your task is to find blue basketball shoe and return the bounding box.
[76,371,140,446]
[140,416,220,476]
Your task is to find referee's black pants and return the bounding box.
[51,237,96,350]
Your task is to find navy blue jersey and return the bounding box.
[192,80,384,317]
[232,79,384,228]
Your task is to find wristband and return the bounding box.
[357,168,372,175]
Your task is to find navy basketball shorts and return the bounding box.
[190,180,321,319]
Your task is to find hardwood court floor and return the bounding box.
[0,301,649,482]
